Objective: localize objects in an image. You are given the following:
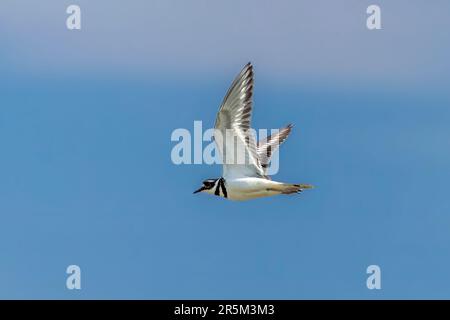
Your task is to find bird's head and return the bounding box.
[193,179,218,195]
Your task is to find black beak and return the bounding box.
[193,186,205,194]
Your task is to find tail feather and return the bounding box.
[281,183,314,194]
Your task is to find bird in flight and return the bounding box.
[194,63,313,201]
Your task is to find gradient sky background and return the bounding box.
[1,0,450,299]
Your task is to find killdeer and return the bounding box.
[194,63,313,201]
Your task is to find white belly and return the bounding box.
[225,177,284,201]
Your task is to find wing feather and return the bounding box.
[214,63,266,179]
[257,124,293,173]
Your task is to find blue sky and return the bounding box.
[1,1,450,299]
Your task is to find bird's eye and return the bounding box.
[203,180,214,187]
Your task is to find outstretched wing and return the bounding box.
[257,124,293,173]
[214,63,266,179]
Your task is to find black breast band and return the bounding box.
[214,178,228,198]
